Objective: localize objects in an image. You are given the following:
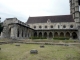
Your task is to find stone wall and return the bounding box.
[1,18,34,39]
[28,22,76,30]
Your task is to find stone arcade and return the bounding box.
[0,0,80,40]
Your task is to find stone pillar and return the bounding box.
[64,32,66,38]
[47,32,49,39]
[23,27,25,38]
[70,33,72,39]
[53,32,54,38]
[10,24,17,39]
[27,29,29,39]
[37,32,39,37]
[19,28,22,38]
[31,30,34,37]
[58,32,60,38]
[42,31,44,38]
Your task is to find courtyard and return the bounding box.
[0,42,80,60]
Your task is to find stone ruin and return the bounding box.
[30,49,38,54]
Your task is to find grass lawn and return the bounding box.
[0,43,80,60]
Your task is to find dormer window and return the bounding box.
[47,19,51,23]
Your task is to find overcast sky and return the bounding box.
[0,0,70,22]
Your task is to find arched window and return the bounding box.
[63,25,66,28]
[39,26,42,29]
[70,25,73,28]
[51,25,53,28]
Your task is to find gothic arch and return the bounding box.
[54,32,58,37]
[49,32,53,38]
[60,32,64,37]
[34,32,37,37]
[65,32,70,38]
[39,32,42,38]
[44,32,47,38]
[72,32,77,39]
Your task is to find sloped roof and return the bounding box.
[27,15,74,24]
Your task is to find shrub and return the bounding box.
[30,36,47,39]
[53,37,69,40]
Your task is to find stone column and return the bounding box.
[42,31,44,38]
[27,29,29,39]
[64,32,66,38]
[70,33,72,39]
[58,32,60,38]
[23,27,25,38]
[47,32,49,39]
[37,32,39,37]
[11,24,17,39]
[53,32,54,38]
[31,30,34,37]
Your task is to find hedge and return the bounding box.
[53,37,69,40]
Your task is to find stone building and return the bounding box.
[0,0,80,40]
[1,18,34,39]
[27,15,77,39]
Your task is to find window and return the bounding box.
[39,26,42,28]
[70,25,73,28]
[34,26,36,28]
[63,25,66,28]
[58,25,60,28]
[47,19,51,23]
[45,26,47,28]
[51,25,53,28]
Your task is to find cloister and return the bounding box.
[34,30,78,39]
